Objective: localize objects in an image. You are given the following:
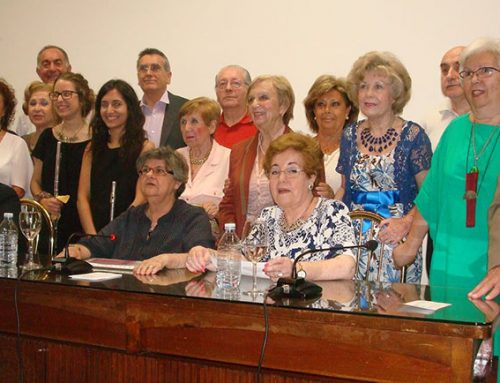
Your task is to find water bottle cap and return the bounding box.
[224,223,236,231]
[3,212,13,219]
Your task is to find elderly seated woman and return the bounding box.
[186,132,357,281]
[63,147,215,271]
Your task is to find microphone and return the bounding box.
[291,239,378,278]
[268,240,379,300]
[52,232,117,275]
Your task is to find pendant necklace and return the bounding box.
[464,122,500,227]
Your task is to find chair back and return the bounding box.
[20,198,55,261]
[349,210,406,283]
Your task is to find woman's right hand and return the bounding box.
[186,246,215,273]
[40,196,63,217]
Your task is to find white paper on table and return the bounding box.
[241,261,268,279]
[69,272,122,282]
[403,300,451,312]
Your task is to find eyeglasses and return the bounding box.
[138,64,164,73]
[49,90,79,101]
[216,80,245,89]
[268,166,305,179]
[138,167,174,177]
[459,66,500,80]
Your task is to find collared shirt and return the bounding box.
[141,90,170,147]
[214,113,257,149]
[177,140,230,207]
[421,99,460,151]
[80,200,215,260]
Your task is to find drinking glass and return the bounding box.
[242,219,268,296]
[19,205,42,270]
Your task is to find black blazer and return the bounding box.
[159,92,189,149]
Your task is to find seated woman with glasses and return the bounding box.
[185,132,357,281]
[31,72,94,251]
[77,79,154,234]
[64,147,215,269]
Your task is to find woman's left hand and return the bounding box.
[263,257,293,280]
[134,255,166,275]
[314,182,335,199]
[379,217,411,245]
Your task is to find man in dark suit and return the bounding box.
[137,48,188,149]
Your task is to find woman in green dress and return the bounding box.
[394,37,500,295]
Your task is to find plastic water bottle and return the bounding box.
[0,212,18,266]
[216,223,242,289]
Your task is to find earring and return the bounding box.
[308,184,313,191]
[345,115,349,120]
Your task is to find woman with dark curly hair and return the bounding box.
[31,72,94,251]
[0,78,33,197]
[78,79,154,234]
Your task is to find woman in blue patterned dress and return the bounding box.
[336,51,432,283]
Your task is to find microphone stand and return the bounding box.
[51,232,117,275]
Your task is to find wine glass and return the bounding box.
[242,219,268,296]
[19,205,43,270]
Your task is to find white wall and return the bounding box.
[1,0,499,132]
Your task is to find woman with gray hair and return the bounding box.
[395,37,500,297]
[64,146,215,271]
[336,51,432,283]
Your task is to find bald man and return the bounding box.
[15,45,72,136]
[421,46,471,150]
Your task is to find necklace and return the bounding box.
[189,154,209,165]
[360,126,399,153]
[470,122,498,172]
[464,121,500,227]
[280,197,316,233]
[55,124,85,143]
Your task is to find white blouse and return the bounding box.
[0,132,33,196]
[177,140,230,207]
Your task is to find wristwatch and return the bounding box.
[297,262,307,279]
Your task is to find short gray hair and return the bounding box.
[36,45,71,68]
[459,37,500,72]
[215,65,251,86]
[136,146,188,197]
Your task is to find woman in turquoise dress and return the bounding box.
[393,37,500,369]
[394,37,500,296]
[336,51,432,283]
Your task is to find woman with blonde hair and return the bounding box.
[336,51,432,283]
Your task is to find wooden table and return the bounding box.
[0,268,494,382]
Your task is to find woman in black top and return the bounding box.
[78,79,154,234]
[31,72,94,252]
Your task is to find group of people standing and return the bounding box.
[0,37,499,305]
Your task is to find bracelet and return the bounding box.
[34,191,53,202]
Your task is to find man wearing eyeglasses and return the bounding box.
[214,65,257,148]
[137,48,188,149]
[15,45,72,136]
[421,45,471,150]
